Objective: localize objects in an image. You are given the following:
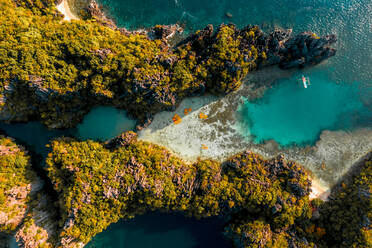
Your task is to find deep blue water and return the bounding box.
[86,212,230,248]
[0,106,135,158]
[97,0,372,147]
[0,122,73,158]
[3,0,372,246]
[86,0,371,246]
[1,107,229,248]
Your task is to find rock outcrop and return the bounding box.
[0,136,60,248]
[0,0,336,132]
[0,137,36,233]
[180,24,336,70]
[45,135,312,246]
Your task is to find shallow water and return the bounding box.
[97,0,372,145]
[237,72,371,146]
[86,212,230,248]
[4,0,372,246]
[1,106,230,248]
[76,106,136,141]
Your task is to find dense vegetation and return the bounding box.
[0,0,264,128]
[0,136,35,233]
[0,131,369,247]
[0,1,346,247]
[1,0,335,129]
[46,132,313,247]
[311,158,372,248]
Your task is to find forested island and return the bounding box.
[0,133,371,247]
[0,0,370,248]
[0,0,336,129]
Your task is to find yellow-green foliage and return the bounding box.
[0,0,164,94]
[0,136,35,232]
[317,158,372,248]
[173,25,258,94]
[46,135,311,245]
[227,220,294,248]
[0,0,265,128]
[203,25,250,92]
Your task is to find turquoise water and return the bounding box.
[96,0,372,82]
[98,0,372,146]
[86,212,230,248]
[9,237,19,248]
[1,108,229,248]
[0,107,135,157]
[3,0,372,246]
[76,106,136,141]
[89,0,371,246]
[237,72,371,146]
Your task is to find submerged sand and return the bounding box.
[138,68,372,194]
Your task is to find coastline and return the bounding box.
[56,0,79,21]
[309,179,330,201]
[138,76,372,189]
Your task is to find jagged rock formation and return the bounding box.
[0,136,36,233]
[0,0,336,129]
[46,133,312,247]
[0,132,369,248]
[0,136,60,248]
[314,154,372,248]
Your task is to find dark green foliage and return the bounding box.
[0,0,265,128]
[313,158,372,248]
[46,134,311,246]
[12,0,58,16]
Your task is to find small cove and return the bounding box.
[76,106,136,141]
[236,72,371,147]
[3,0,372,246]
[0,107,230,248]
[85,212,230,248]
[0,106,136,159]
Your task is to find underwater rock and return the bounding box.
[225,12,233,18]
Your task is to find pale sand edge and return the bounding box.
[55,1,330,202]
[56,0,79,21]
[310,179,330,201]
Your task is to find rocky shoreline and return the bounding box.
[1,132,369,248]
[0,0,336,130]
[0,136,59,248]
[2,1,371,248]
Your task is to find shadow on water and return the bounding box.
[86,212,231,248]
[0,121,73,160]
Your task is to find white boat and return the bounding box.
[300,75,311,88]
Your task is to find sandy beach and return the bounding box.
[56,0,79,21]
[309,179,330,201]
